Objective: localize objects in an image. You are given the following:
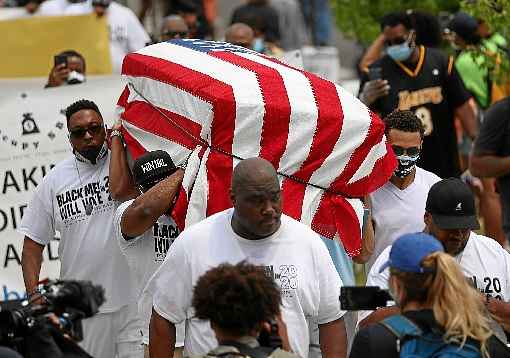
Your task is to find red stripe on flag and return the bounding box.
[171,186,188,232]
[121,127,147,161]
[210,52,291,168]
[346,141,397,195]
[123,53,237,216]
[311,193,362,256]
[121,101,201,150]
[328,111,385,196]
[117,85,130,109]
[281,74,344,219]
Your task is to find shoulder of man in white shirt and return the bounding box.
[39,0,67,15]
[415,166,441,185]
[64,1,91,15]
[467,231,510,258]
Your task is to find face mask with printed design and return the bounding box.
[394,153,420,178]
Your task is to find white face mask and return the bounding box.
[67,71,86,85]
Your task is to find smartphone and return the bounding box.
[340,286,393,311]
[368,66,382,81]
[54,54,68,68]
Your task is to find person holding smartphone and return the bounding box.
[45,50,86,88]
[358,11,477,180]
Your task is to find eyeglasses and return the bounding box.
[162,31,189,39]
[385,30,414,47]
[392,145,420,157]
[69,124,103,139]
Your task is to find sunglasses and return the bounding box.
[385,30,415,47]
[392,145,420,157]
[69,124,103,139]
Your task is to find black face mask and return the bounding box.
[75,142,107,165]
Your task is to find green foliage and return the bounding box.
[462,0,510,41]
[332,0,459,45]
[461,0,510,84]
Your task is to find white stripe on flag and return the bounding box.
[237,52,318,173]
[306,85,371,188]
[300,186,323,226]
[348,136,388,184]
[125,78,213,140]
[123,121,192,166]
[181,146,203,199]
[137,43,264,158]
[185,148,210,227]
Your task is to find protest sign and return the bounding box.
[0,14,111,77]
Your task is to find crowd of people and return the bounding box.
[2,1,510,358]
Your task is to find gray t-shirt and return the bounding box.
[474,97,510,234]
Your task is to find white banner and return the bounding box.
[0,75,125,301]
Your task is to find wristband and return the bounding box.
[110,129,123,140]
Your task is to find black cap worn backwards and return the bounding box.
[425,177,480,230]
[132,150,177,186]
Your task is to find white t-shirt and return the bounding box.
[65,1,150,73]
[358,232,510,325]
[147,208,345,358]
[368,167,440,270]
[18,153,135,312]
[114,199,184,345]
[38,0,71,15]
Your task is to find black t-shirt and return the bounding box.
[474,97,510,234]
[349,310,510,358]
[359,46,471,178]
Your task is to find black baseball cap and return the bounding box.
[425,178,480,230]
[132,150,177,187]
[447,12,479,44]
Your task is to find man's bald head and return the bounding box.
[225,23,254,49]
[232,157,278,193]
[161,15,189,41]
[230,158,282,240]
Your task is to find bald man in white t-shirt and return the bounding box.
[148,158,347,358]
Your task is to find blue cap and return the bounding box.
[379,233,444,273]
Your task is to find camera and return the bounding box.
[0,280,104,354]
[257,319,281,349]
[340,286,393,311]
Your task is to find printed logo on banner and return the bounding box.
[0,93,68,152]
[21,113,40,135]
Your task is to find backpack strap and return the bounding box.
[218,341,272,358]
[379,315,423,352]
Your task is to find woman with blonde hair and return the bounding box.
[350,233,510,357]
